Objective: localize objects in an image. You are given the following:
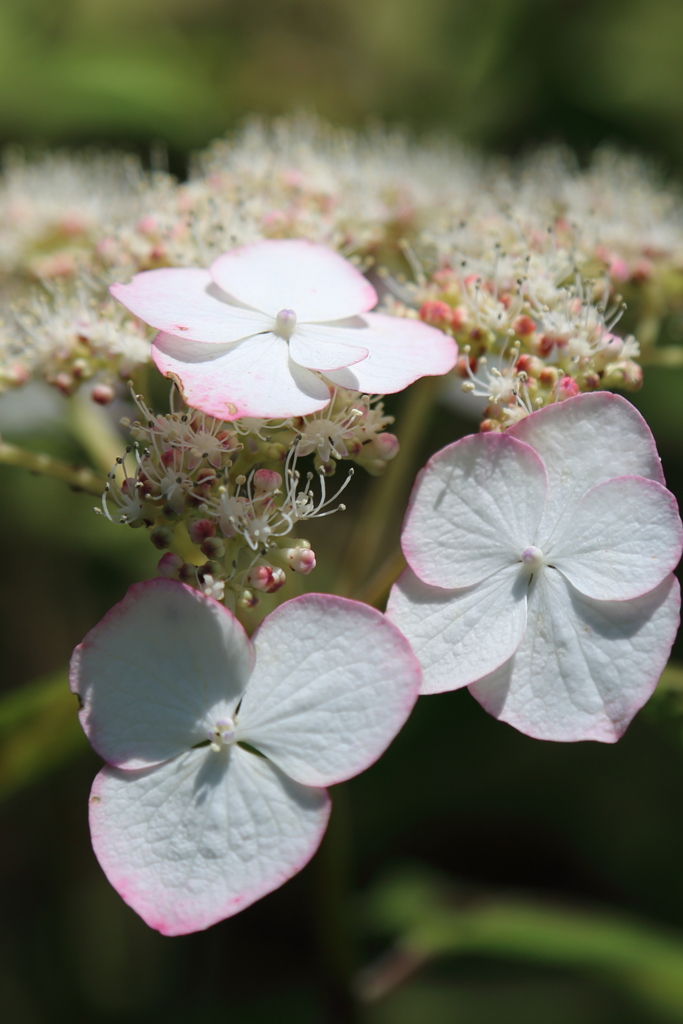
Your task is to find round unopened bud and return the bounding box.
[264,443,288,462]
[201,536,225,559]
[554,376,581,402]
[538,366,559,388]
[189,518,216,545]
[91,383,116,405]
[282,546,316,574]
[150,525,175,550]
[253,469,282,497]
[370,432,399,461]
[274,308,297,340]
[179,562,197,583]
[515,353,544,377]
[456,353,477,378]
[419,300,452,330]
[53,372,74,395]
[450,306,467,332]
[246,564,287,593]
[511,315,534,338]
[238,589,259,609]
[602,360,643,391]
[157,552,183,579]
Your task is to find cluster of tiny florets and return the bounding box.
[0,117,683,429]
[100,386,396,607]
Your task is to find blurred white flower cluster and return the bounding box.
[1,116,682,412]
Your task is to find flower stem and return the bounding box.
[312,784,360,1023]
[352,547,407,608]
[0,440,106,496]
[335,375,441,598]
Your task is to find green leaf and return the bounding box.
[361,868,683,1019]
[0,671,87,799]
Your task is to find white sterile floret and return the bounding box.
[386,393,683,743]
[70,580,420,935]
[110,239,457,420]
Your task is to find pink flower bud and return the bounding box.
[419,300,452,330]
[246,564,287,593]
[368,433,400,461]
[91,384,116,405]
[189,519,216,545]
[157,552,183,579]
[282,546,317,574]
[554,376,581,402]
[450,306,467,332]
[513,315,536,337]
[252,469,282,496]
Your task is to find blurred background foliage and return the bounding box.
[4,1,683,1022]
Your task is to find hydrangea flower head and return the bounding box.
[70,580,420,935]
[110,239,457,419]
[387,393,683,742]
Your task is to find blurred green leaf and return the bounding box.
[361,868,683,1020]
[0,670,86,799]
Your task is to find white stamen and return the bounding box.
[273,308,297,340]
[521,546,544,572]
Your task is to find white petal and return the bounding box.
[236,595,420,787]
[89,745,330,936]
[401,433,548,589]
[70,580,253,769]
[509,393,665,544]
[210,240,377,321]
[548,476,683,601]
[289,324,369,371]
[469,569,680,743]
[325,312,458,394]
[386,565,528,694]
[110,269,270,343]
[153,331,331,420]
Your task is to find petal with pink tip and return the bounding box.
[289,325,369,371]
[110,269,270,342]
[509,393,665,541]
[152,331,331,420]
[386,564,528,694]
[89,745,330,936]
[236,595,421,787]
[469,569,680,743]
[325,312,457,393]
[70,579,253,769]
[548,476,683,601]
[401,433,548,589]
[210,240,378,322]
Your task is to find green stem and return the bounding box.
[0,440,106,497]
[312,785,360,1023]
[335,376,441,597]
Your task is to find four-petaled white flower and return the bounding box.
[110,239,457,420]
[387,393,683,742]
[70,580,420,935]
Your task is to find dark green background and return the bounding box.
[2,2,683,1021]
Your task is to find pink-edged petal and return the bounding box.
[386,564,528,694]
[210,240,378,322]
[289,325,369,371]
[153,331,331,420]
[236,594,421,787]
[90,745,330,936]
[70,579,253,769]
[401,433,548,589]
[548,476,683,601]
[470,568,680,743]
[110,269,270,343]
[325,312,457,394]
[509,393,666,543]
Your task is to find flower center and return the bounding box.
[208,716,236,752]
[521,545,544,572]
[273,308,297,340]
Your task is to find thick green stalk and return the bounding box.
[0,440,106,496]
[335,376,440,597]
